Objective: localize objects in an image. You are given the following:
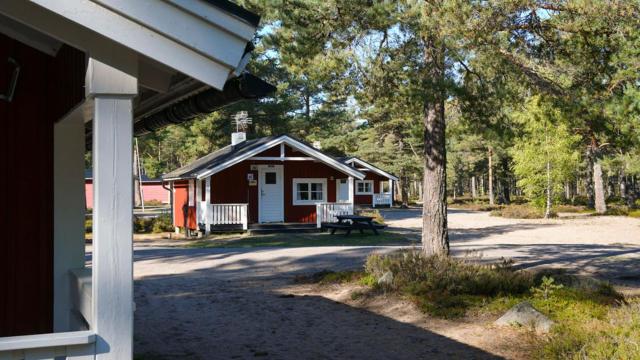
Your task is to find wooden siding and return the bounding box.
[353,172,389,205]
[0,34,85,336]
[172,180,196,229]
[85,180,169,208]
[210,159,344,223]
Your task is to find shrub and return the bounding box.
[134,216,154,233]
[85,218,92,233]
[364,251,534,317]
[629,210,640,218]
[490,204,554,219]
[152,215,173,233]
[554,204,590,213]
[357,209,385,224]
[541,299,638,360]
[601,205,629,216]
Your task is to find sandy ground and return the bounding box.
[131,209,640,359]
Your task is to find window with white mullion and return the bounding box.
[355,180,374,195]
[293,178,327,205]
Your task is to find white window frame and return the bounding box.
[380,181,391,194]
[355,180,374,195]
[292,178,327,206]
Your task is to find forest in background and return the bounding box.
[133,1,639,225]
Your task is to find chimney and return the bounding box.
[231,132,246,146]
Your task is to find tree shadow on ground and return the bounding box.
[133,264,502,360]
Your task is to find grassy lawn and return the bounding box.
[186,230,418,248]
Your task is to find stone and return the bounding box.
[495,301,554,333]
[377,271,394,286]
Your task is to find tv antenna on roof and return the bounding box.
[232,111,252,132]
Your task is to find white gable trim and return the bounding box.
[1,0,256,89]
[344,158,399,181]
[195,136,366,180]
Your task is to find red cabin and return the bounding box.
[163,135,397,232]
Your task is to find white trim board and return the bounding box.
[344,157,399,181]
[195,135,365,180]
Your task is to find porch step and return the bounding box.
[248,223,320,234]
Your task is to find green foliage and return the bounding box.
[152,215,174,233]
[85,218,92,234]
[511,97,581,209]
[364,251,533,318]
[540,299,640,360]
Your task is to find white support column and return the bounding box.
[88,58,137,360]
[53,105,87,332]
[389,179,394,204]
[204,177,211,234]
[348,176,354,208]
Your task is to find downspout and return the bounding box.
[162,180,173,225]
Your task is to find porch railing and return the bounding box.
[316,203,354,228]
[0,331,96,359]
[70,268,93,328]
[206,203,248,230]
[372,193,392,207]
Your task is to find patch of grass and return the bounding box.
[491,204,556,219]
[294,269,366,285]
[185,231,416,248]
[629,209,640,218]
[362,251,622,321]
[554,204,592,213]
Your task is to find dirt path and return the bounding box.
[384,208,640,286]
[132,209,640,359]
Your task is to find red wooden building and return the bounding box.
[85,170,169,209]
[163,135,397,232]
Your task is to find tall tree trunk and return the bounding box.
[620,170,627,201]
[586,148,595,208]
[479,175,485,197]
[471,176,477,199]
[421,37,448,256]
[593,161,607,214]
[545,160,552,218]
[398,172,409,208]
[500,158,511,204]
[488,147,494,206]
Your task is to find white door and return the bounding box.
[336,179,349,202]
[258,165,284,223]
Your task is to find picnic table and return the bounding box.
[323,214,384,236]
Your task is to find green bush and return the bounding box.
[364,251,534,317]
[629,209,640,218]
[601,205,629,216]
[152,215,173,233]
[143,199,164,207]
[85,218,92,233]
[134,216,154,233]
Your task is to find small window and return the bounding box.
[293,178,327,205]
[355,180,373,195]
[265,172,277,184]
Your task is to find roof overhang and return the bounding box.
[344,157,399,181]
[0,0,259,90]
[193,136,367,180]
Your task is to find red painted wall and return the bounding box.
[353,172,389,205]
[210,156,344,223]
[0,35,85,336]
[85,180,168,209]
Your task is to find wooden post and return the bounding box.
[204,177,211,235]
[348,176,354,207]
[88,58,137,360]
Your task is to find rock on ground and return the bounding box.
[495,302,554,333]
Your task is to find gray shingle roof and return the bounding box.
[162,136,281,180]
